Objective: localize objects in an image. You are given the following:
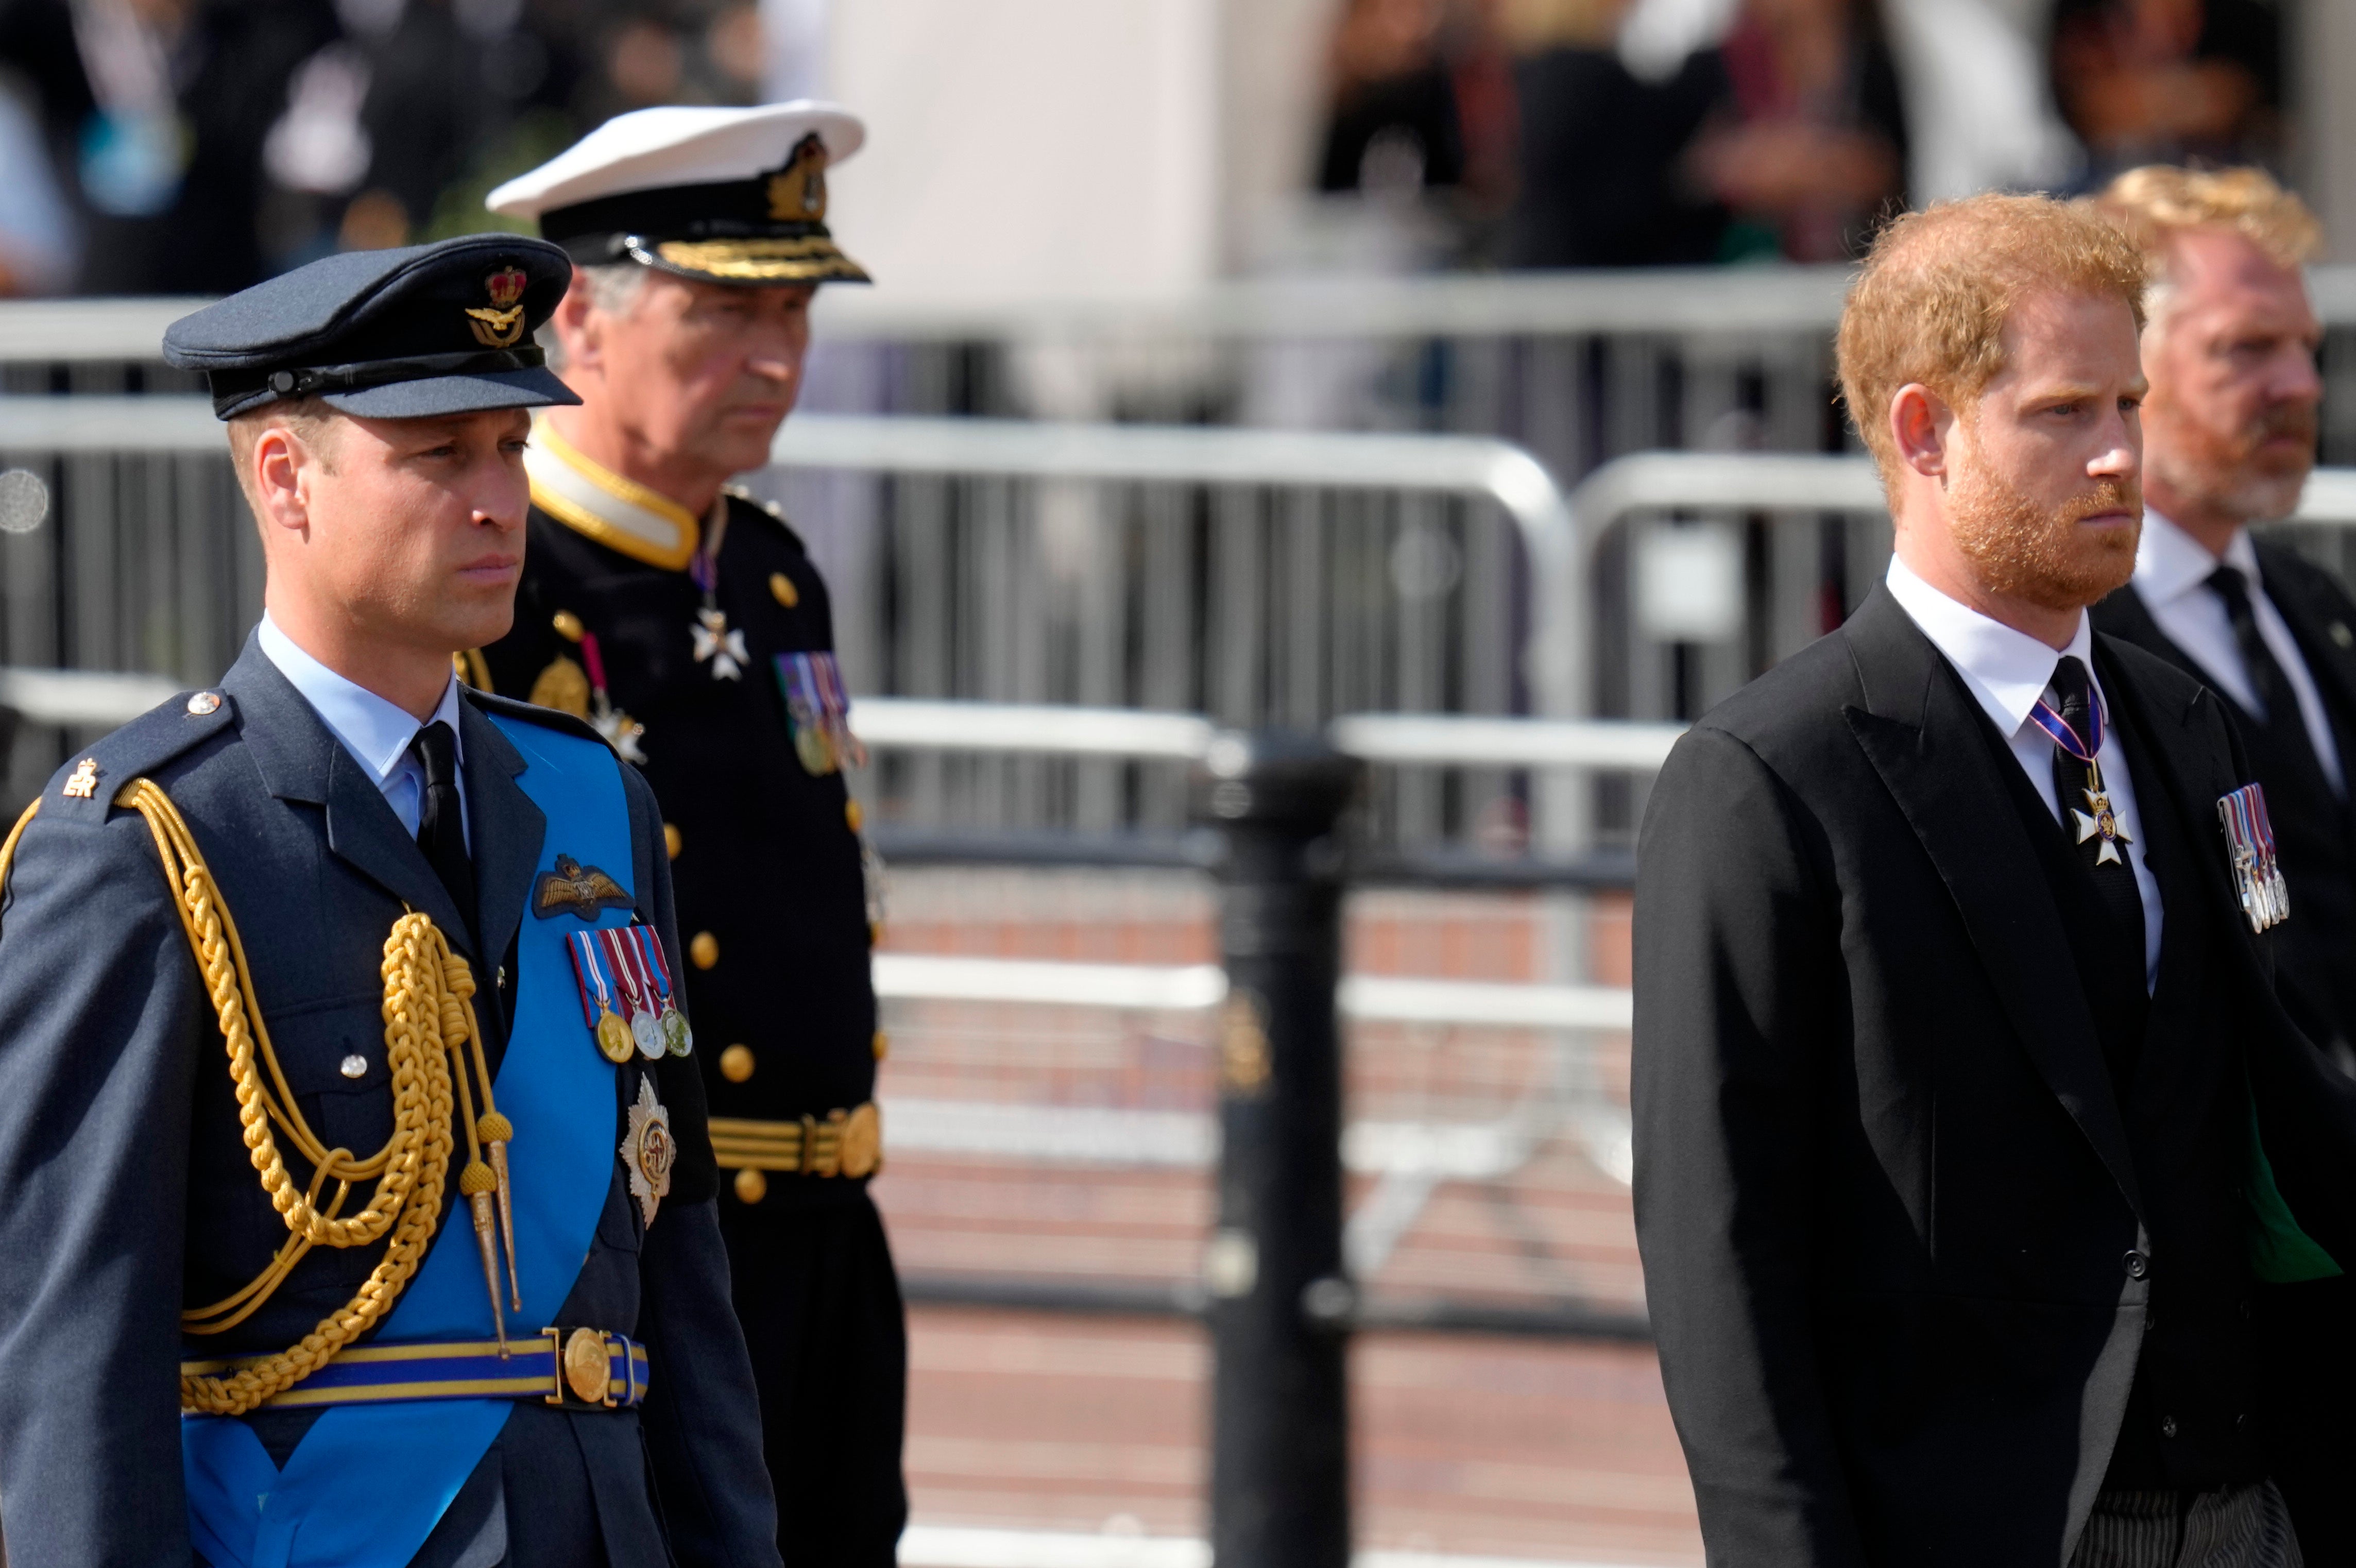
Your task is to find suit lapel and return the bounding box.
[460,695,547,982]
[1841,589,2144,1215]
[220,637,476,957]
[2256,543,2356,737]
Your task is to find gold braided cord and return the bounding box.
[0,778,494,1414]
[0,775,523,1414]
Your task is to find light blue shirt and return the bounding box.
[1886,554,2161,990]
[256,613,469,850]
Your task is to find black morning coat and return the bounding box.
[0,639,780,1568]
[1632,584,2356,1566]
[2093,539,2356,1056]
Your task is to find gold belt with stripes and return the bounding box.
[709,1102,882,1180]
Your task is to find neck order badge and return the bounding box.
[180,717,638,1568]
[2029,691,2134,867]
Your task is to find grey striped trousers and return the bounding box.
[2070,1482,2302,1568]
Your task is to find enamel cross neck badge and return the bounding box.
[2027,688,2132,867]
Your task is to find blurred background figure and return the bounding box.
[1684,0,1908,262]
[2052,0,2284,181]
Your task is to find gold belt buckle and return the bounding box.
[543,1326,618,1408]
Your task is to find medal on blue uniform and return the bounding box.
[2218,782,2291,932]
[635,925,694,1056]
[2028,692,2133,867]
[566,930,638,1063]
[601,926,666,1060]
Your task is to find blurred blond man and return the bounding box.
[2089,165,2356,1559]
[1636,192,2356,1566]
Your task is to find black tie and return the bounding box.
[410,720,476,940]
[2206,565,2301,738]
[2046,656,2147,968]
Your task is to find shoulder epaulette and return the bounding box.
[40,687,237,825]
[721,486,807,552]
[466,686,616,754]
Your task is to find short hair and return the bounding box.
[2086,165,2322,315]
[226,399,339,525]
[1836,193,2149,488]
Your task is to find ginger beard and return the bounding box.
[2146,391,2316,525]
[1944,437,2142,613]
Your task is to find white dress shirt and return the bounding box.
[257,613,470,849]
[1886,555,2163,988]
[2130,509,2344,795]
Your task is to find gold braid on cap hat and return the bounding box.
[0,785,521,1417]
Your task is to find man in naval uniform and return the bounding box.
[2086,165,2356,1559]
[0,236,779,1567]
[471,103,904,1562]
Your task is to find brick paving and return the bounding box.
[874,869,1696,1564]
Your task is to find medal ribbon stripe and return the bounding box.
[2027,695,2103,762]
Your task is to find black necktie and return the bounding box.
[2045,656,2147,967]
[2206,565,2302,741]
[410,720,476,939]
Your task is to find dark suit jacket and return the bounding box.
[0,638,780,1568]
[2094,541,2356,1053]
[1632,586,2356,1565]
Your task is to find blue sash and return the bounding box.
[182,717,634,1568]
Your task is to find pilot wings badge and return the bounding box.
[534,853,632,922]
[466,265,529,349]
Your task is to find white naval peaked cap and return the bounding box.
[485,101,870,286]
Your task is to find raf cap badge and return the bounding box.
[2219,783,2291,933]
[466,265,530,349]
[534,853,631,921]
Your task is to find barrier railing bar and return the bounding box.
[893,1272,1650,1342]
[19,266,2356,353]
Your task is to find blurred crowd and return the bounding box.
[0,0,765,295]
[1318,0,2286,266]
[0,0,2299,294]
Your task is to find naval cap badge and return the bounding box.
[465,264,530,349]
[765,133,830,224]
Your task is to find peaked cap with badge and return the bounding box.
[163,233,582,419]
[487,101,870,286]
[0,240,781,1567]
[474,98,905,1565]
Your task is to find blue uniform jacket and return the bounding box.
[0,638,782,1568]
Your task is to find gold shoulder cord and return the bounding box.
[0,783,521,1417]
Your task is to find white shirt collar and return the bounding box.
[256,612,464,783]
[2135,508,2257,605]
[1884,553,2096,738]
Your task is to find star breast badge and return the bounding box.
[466,266,529,348]
[690,607,748,681]
[622,1078,674,1226]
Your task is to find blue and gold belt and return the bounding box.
[182,1327,648,1412]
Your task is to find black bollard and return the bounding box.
[1194,730,1362,1568]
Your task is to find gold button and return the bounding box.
[663,823,682,860]
[872,1030,889,1062]
[844,798,863,832]
[690,931,720,969]
[552,610,585,642]
[720,1044,756,1082]
[734,1167,768,1204]
[769,571,799,608]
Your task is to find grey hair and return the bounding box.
[537,261,648,369]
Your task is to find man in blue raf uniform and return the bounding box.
[0,236,780,1567]
[473,103,903,1564]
